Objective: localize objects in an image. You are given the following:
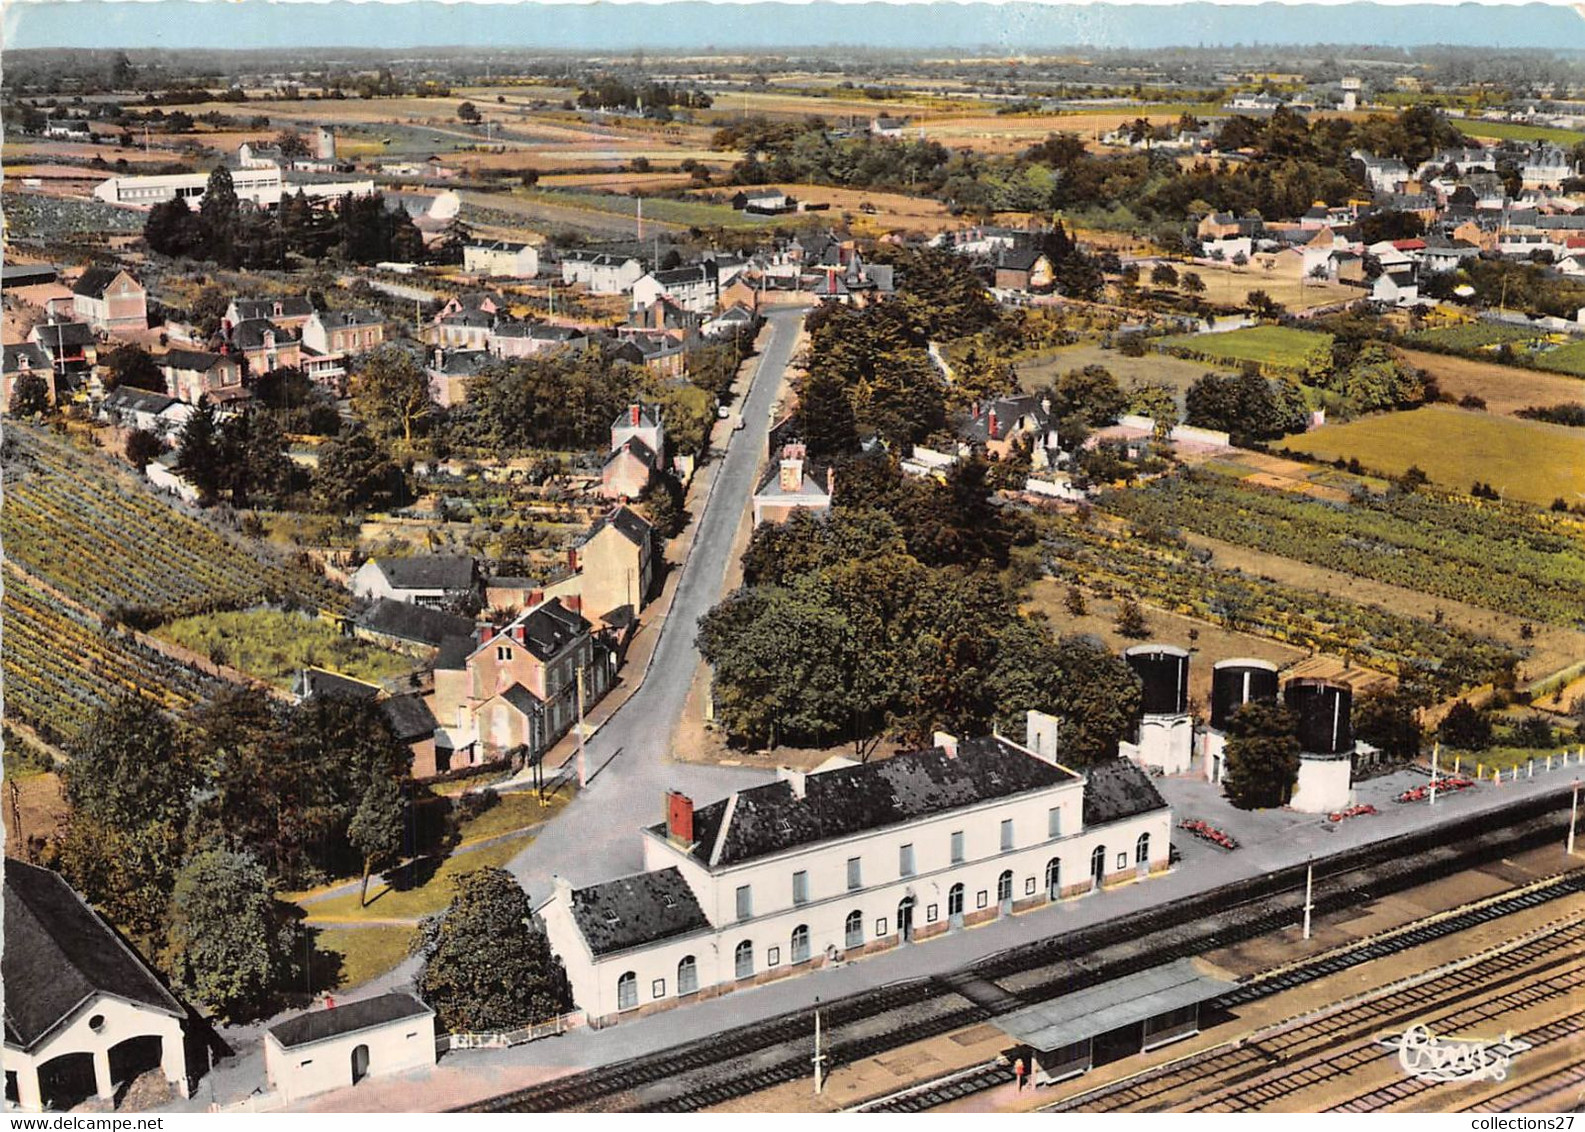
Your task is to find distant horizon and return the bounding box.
[3,0,1577,53]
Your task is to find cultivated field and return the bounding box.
[1280,404,1585,506]
[1398,348,1585,416]
[155,610,415,690]
[1534,339,1585,378]
[692,183,957,236]
[1015,341,1233,403]
[1158,324,1333,372]
[1178,263,1361,311]
[1456,119,1585,145]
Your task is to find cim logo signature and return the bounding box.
[1375,1024,1532,1083]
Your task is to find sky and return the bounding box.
[3,0,1578,53]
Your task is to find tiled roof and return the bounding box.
[485,599,590,663]
[4,860,184,1051]
[356,598,476,649]
[162,347,230,372]
[232,297,314,321]
[73,265,129,299]
[605,436,661,472]
[3,343,52,374]
[319,308,383,328]
[380,693,438,741]
[569,867,712,957]
[32,322,95,351]
[669,737,1079,868]
[370,554,476,592]
[584,505,652,548]
[229,318,285,350]
[268,992,432,1050]
[294,667,382,703]
[1081,758,1169,827]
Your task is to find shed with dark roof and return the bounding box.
[264,992,435,1102]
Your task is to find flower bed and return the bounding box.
[1394,777,1477,804]
[1179,818,1240,850]
[1327,804,1378,822]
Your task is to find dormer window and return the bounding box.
[496,645,512,661]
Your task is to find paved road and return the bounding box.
[503,308,805,903]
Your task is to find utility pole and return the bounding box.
[812,997,826,1094]
[1302,857,1314,941]
[575,663,588,788]
[1569,779,1580,857]
[1429,741,1439,808]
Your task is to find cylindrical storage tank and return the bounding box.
[1210,659,1281,732]
[1125,644,1190,716]
[1284,678,1353,754]
[1290,752,1354,813]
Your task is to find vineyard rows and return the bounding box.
[3,568,225,747]
[1040,518,1518,695]
[3,427,348,621]
[1101,473,1585,626]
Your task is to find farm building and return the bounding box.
[3,861,192,1111]
[537,719,1172,1026]
[264,993,435,1103]
[71,266,147,333]
[351,554,481,609]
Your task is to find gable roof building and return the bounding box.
[538,720,1172,1026]
[3,860,192,1110]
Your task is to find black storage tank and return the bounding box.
[1283,678,1353,754]
[1124,644,1190,716]
[1210,659,1281,731]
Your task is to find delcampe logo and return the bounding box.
[1375,1024,1532,1083]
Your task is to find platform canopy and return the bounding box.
[995,959,1238,1051]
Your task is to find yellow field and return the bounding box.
[1398,348,1585,417]
[1281,404,1585,506]
[690,182,957,235]
[1174,262,1361,311]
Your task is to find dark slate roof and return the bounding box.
[268,992,432,1050]
[4,860,184,1051]
[569,867,712,957]
[489,599,590,663]
[997,248,1045,272]
[104,386,178,415]
[604,436,660,472]
[162,347,229,372]
[72,265,128,299]
[1081,758,1170,828]
[381,693,438,741]
[652,265,714,287]
[584,505,652,548]
[3,342,52,373]
[961,394,1050,445]
[233,296,313,321]
[431,349,492,377]
[754,455,832,499]
[498,683,543,716]
[2,264,58,286]
[294,667,382,703]
[669,737,1079,868]
[33,322,95,351]
[356,598,476,649]
[229,318,285,350]
[317,308,382,328]
[434,633,476,671]
[440,309,496,328]
[371,554,477,592]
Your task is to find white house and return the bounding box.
[538,720,1173,1027]
[264,993,435,1103]
[3,862,191,1111]
[350,555,479,608]
[561,252,646,295]
[464,240,541,279]
[100,386,194,443]
[630,264,720,314]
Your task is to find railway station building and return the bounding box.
[539,716,1174,1027]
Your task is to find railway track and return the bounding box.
[1036,918,1584,1114]
[1468,1051,1585,1114]
[457,789,1577,1113]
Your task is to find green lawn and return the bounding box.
[1157,326,1333,373]
[1455,119,1585,146]
[519,188,801,231]
[313,925,418,991]
[454,787,576,846]
[1406,323,1548,353]
[299,832,534,924]
[1281,404,1585,506]
[154,609,416,689]
[1533,339,1585,378]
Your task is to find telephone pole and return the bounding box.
[1569,779,1580,857]
[575,663,588,788]
[1429,741,1439,808]
[1302,857,1314,941]
[812,997,826,1094]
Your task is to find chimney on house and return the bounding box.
[476,623,493,647]
[933,730,959,759]
[666,790,694,846]
[510,624,526,644]
[989,410,1001,441]
[779,456,804,493]
[1025,709,1060,763]
[564,594,581,614]
[434,347,443,370]
[826,465,836,497]
[568,546,579,571]
[630,403,641,427]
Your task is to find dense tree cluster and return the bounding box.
[1221,701,1302,809]
[577,77,711,114]
[1184,368,1310,443]
[174,399,299,507]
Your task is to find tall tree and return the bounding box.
[198,164,241,267]
[348,773,406,907]
[415,868,572,1032]
[1222,701,1302,809]
[167,846,301,1020]
[349,345,435,444]
[796,364,860,463]
[8,373,50,417]
[312,429,407,514]
[1039,634,1143,766]
[103,343,166,392]
[174,398,224,504]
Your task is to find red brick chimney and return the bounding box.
[989,410,1001,441]
[666,791,694,845]
[630,403,641,426]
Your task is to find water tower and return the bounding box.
[1284,678,1355,813]
[1203,658,1280,783]
[1341,77,1362,113]
[315,126,336,161]
[1119,644,1193,775]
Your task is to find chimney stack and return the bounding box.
[934,730,959,759]
[630,403,641,427]
[1025,709,1060,763]
[779,456,803,493]
[666,791,694,846]
[989,410,1001,441]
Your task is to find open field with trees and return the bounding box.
[1102,467,1585,624]
[1035,511,1518,694]
[1279,405,1585,506]
[1158,325,1333,375]
[1015,341,1233,401]
[1169,264,1359,310]
[1534,339,1585,378]
[1397,348,1585,417]
[155,610,416,690]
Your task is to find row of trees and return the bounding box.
[58,691,413,1018]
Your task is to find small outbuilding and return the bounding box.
[264,992,436,1103]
